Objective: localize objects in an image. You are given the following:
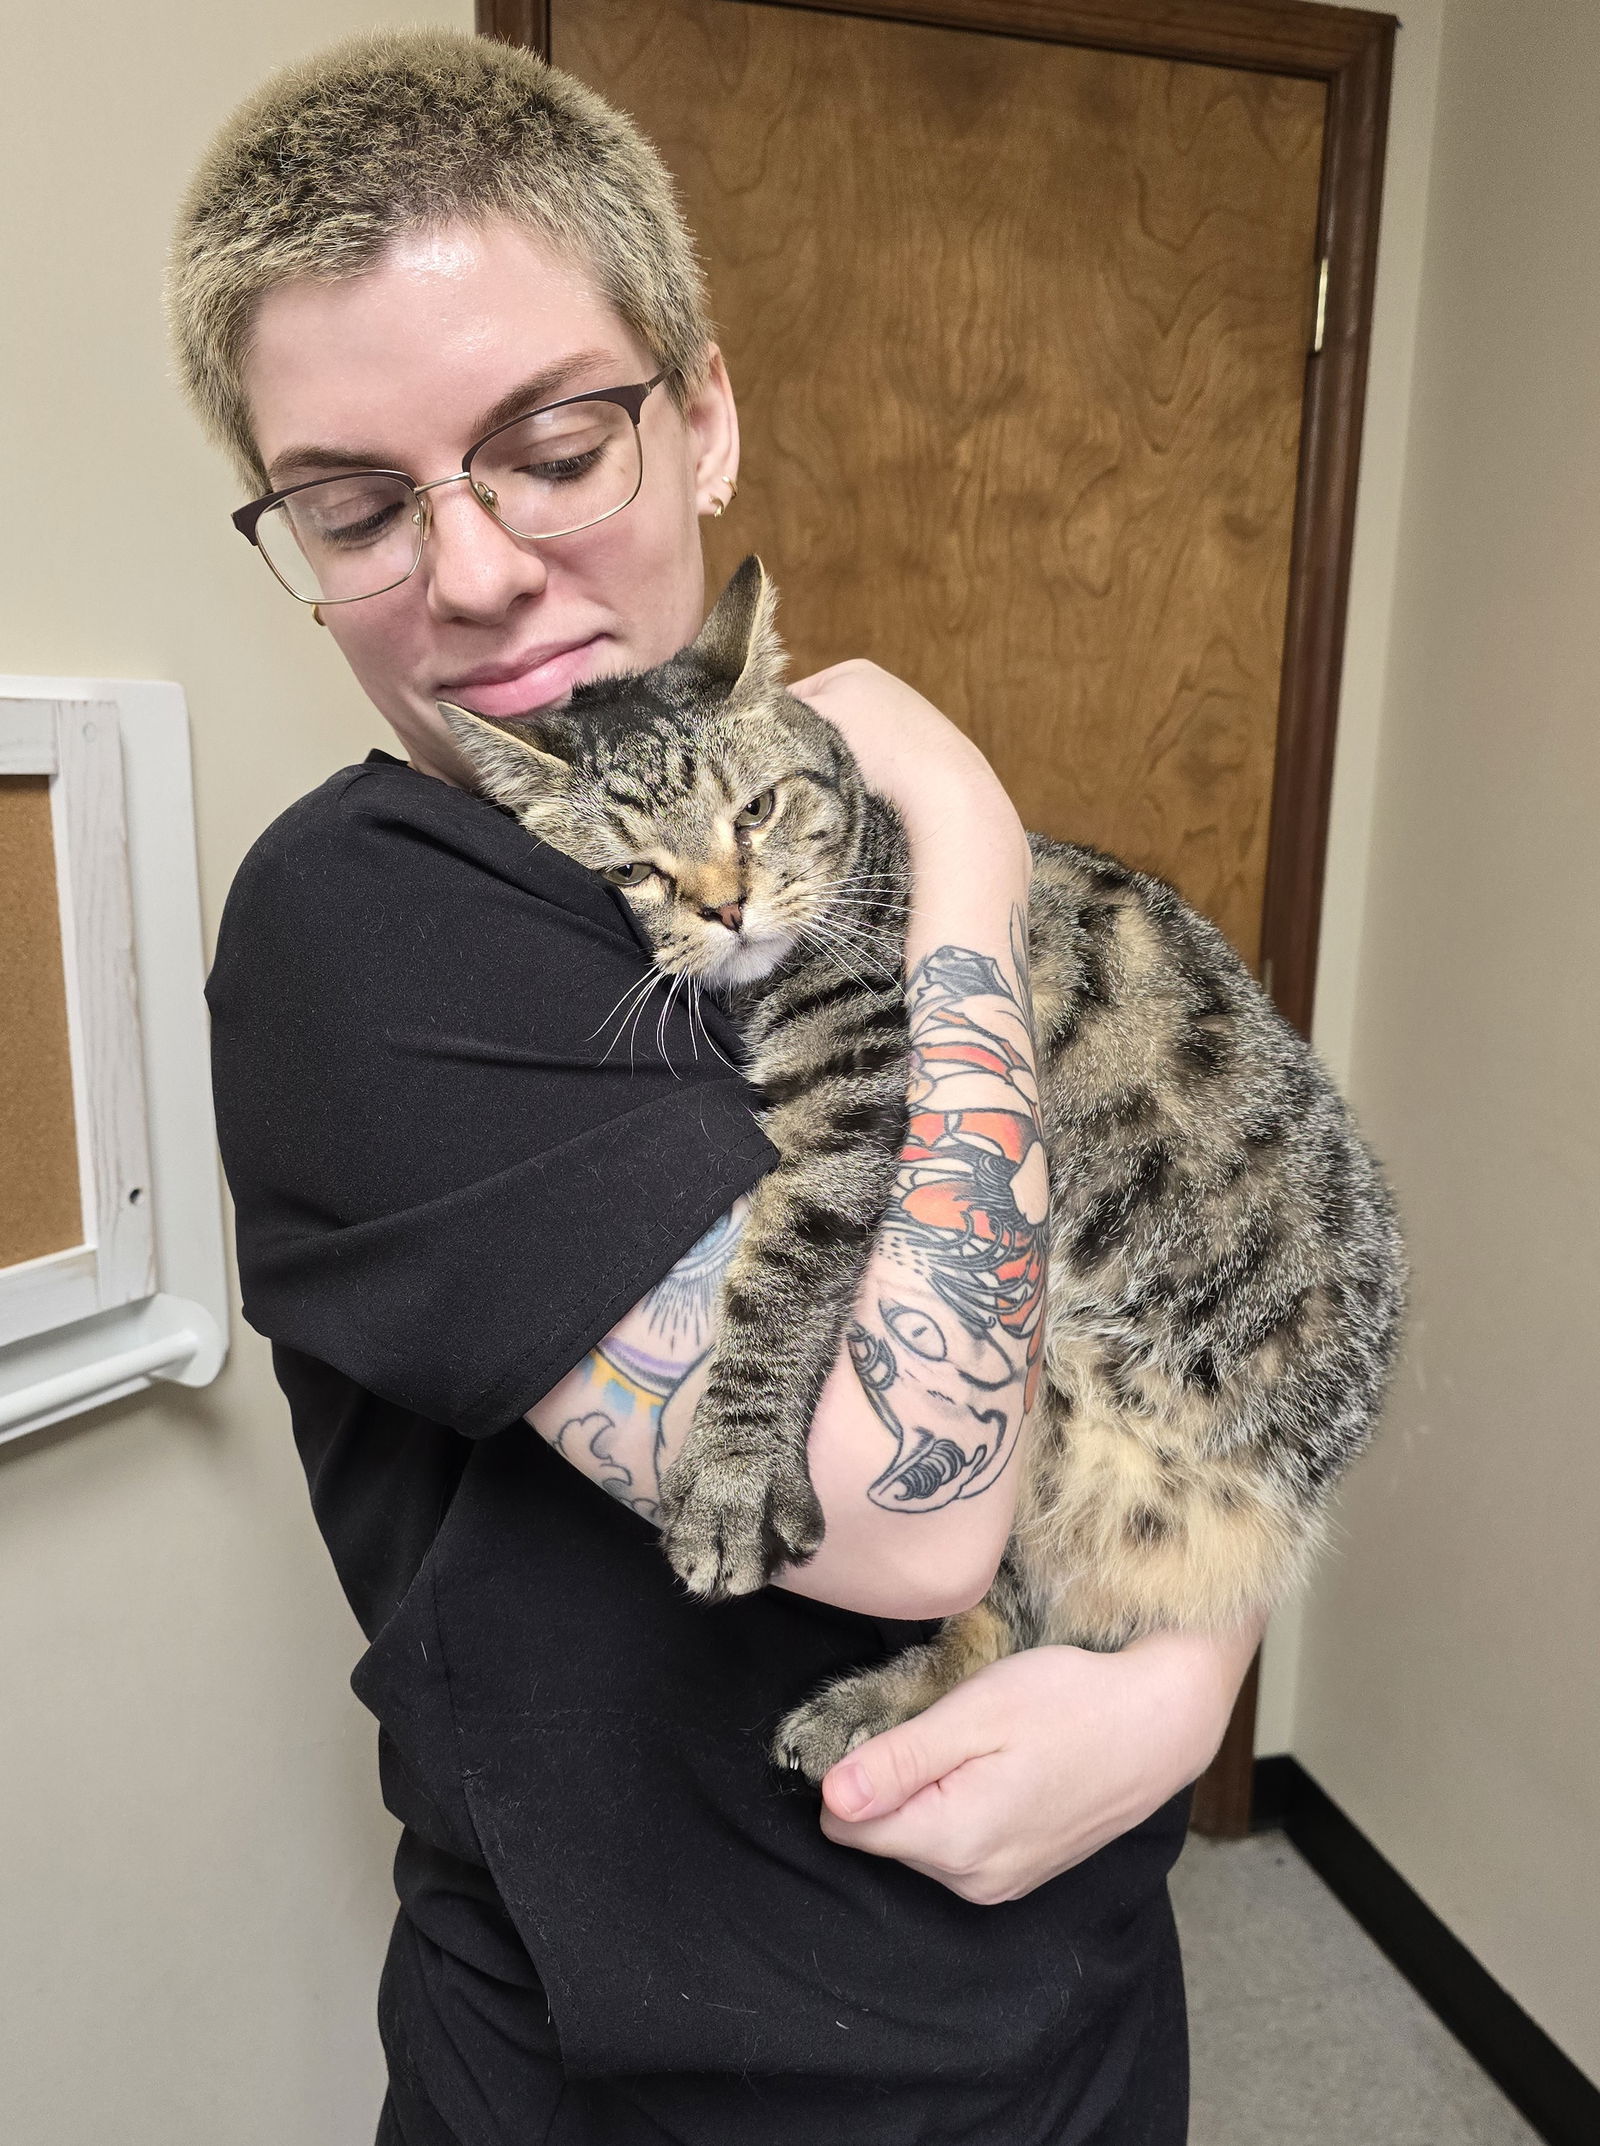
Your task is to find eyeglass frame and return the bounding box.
[230,371,668,605]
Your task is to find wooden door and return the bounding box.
[488,0,1396,1833]
[559,0,1320,970]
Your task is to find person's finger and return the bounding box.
[819,1775,952,1857]
[820,1701,1005,1823]
[818,1769,1002,1885]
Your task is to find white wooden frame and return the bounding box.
[0,699,155,1341]
[0,680,226,1441]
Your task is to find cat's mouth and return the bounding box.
[697,925,795,988]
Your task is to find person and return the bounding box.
[174,29,1262,2144]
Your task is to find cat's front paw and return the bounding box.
[659,1446,824,1601]
[771,1669,906,1784]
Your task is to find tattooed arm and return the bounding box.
[782,661,1043,1610]
[533,1200,747,1531]
[528,667,1043,1618]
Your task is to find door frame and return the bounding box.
[481,0,1398,1835]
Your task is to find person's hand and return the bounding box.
[790,659,1028,873]
[816,1620,1264,1904]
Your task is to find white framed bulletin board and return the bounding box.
[0,678,227,1441]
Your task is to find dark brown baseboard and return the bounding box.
[1250,1757,1600,2146]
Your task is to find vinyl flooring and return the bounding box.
[1170,1832,1544,2146]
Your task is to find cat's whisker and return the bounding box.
[801,913,900,979]
[690,979,738,1071]
[812,900,904,926]
[591,983,654,1051]
[815,943,899,997]
[596,985,664,1068]
[806,868,910,888]
[806,885,904,908]
[794,923,894,1003]
[802,918,892,969]
[815,883,905,899]
[806,889,902,926]
[591,964,664,1050]
[619,971,666,1074]
[597,996,661,1072]
[655,969,688,1077]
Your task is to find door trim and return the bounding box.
[484,0,1398,1837]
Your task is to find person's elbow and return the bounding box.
[890,1543,1005,1620]
[783,1375,1020,1617]
[781,1529,1007,1620]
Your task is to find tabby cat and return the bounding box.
[442,558,1404,1782]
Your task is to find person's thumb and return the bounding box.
[820,1697,1001,1822]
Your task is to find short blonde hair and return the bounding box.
[167,28,710,485]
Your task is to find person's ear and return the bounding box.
[688,555,784,697]
[687,344,740,520]
[436,702,572,815]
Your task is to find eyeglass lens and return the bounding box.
[256,397,645,604]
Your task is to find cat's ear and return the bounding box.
[437,701,572,814]
[689,555,784,697]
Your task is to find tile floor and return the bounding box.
[1170,1832,1544,2146]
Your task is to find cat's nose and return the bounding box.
[704,900,744,933]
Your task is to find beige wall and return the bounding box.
[1255,0,1447,1754]
[0,9,468,2144]
[1293,0,1600,2085]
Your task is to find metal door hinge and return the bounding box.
[1312,256,1331,355]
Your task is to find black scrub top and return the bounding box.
[207,752,1189,2145]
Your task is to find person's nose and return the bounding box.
[420,478,548,622]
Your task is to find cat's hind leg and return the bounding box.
[771,1594,1022,1784]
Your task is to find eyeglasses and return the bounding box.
[232,373,666,605]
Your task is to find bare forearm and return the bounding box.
[798,674,1045,1591]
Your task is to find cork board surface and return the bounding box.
[0,776,83,1265]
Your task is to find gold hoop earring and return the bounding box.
[709,477,739,519]
[311,603,327,627]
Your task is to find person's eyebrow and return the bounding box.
[264,445,404,485]
[264,350,635,489]
[467,349,628,443]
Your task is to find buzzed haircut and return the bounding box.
[167,27,711,485]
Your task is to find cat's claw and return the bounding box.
[659,1450,824,1601]
[770,1677,892,1783]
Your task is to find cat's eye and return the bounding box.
[736,789,777,828]
[603,861,656,887]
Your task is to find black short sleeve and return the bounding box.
[207,754,776,1435]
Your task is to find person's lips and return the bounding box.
[440,635,603,717]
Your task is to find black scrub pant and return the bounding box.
[372,1866,1190,2146]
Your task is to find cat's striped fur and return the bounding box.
[444,558,1404,1781]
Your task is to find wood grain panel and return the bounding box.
[0,776,83,1267]
[555,0,1324,964]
